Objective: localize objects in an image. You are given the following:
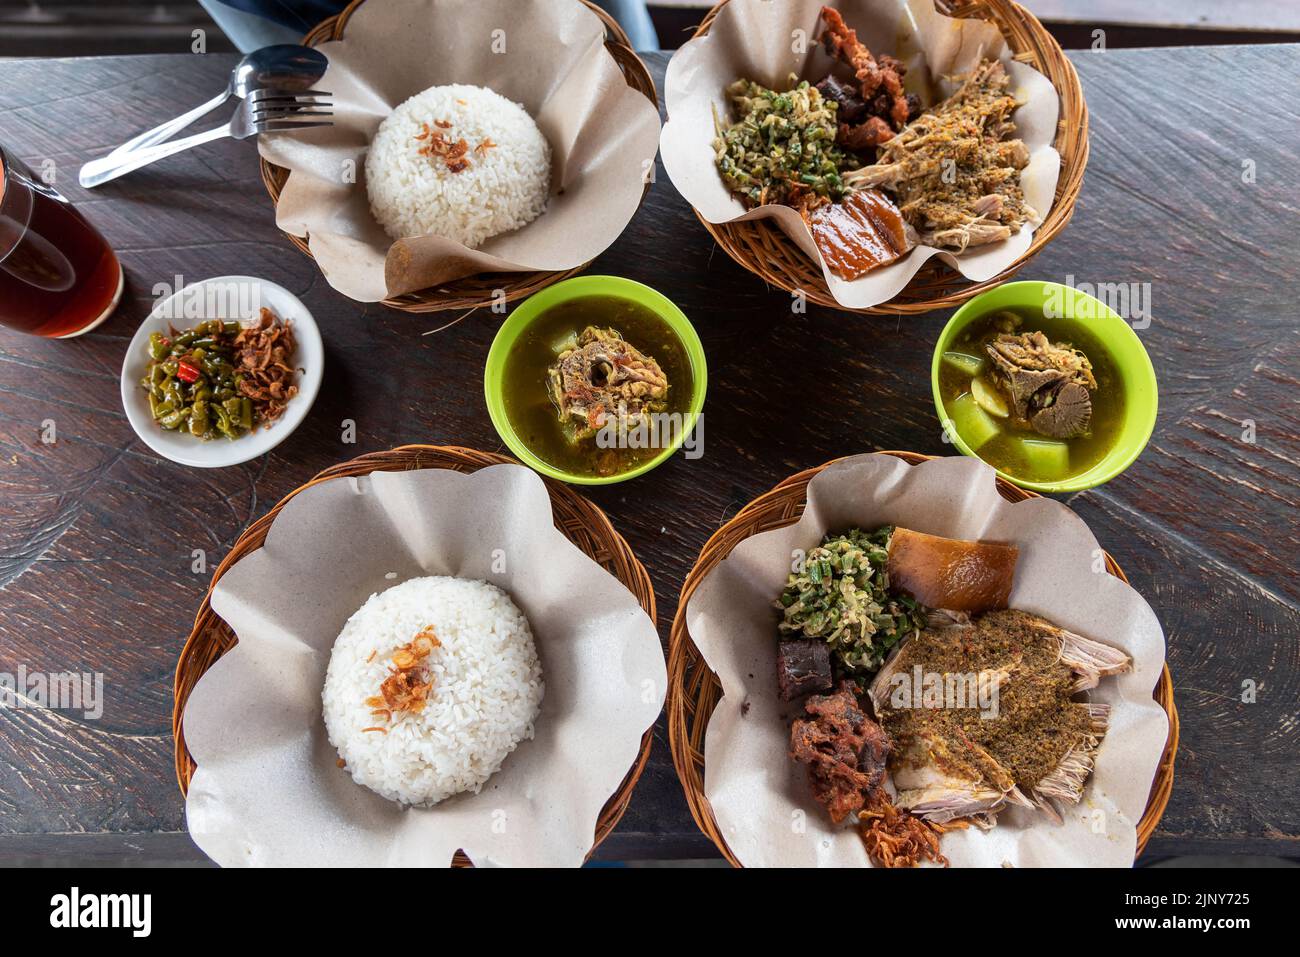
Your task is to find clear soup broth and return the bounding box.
[938,307,1124,484]
[501,295,694,479]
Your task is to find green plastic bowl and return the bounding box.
[485,276,708,485]
[931,280,1158,494]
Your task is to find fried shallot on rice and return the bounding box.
[365,625,441,723]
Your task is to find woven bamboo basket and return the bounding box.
[260,0,659,314]
[689,0,1090,315]
[667,451,1179,866]
[173,445,658,867]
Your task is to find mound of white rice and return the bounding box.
[365,84,551,248]
[322,576,544,806]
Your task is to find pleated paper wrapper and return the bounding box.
[183,464,666,867]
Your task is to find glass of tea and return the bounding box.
[0,145,124,338]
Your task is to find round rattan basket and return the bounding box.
[667,451,1179,866]
[260,0,658,314]
[173,444,658,867]
[688,0,1090,315]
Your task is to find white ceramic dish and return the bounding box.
[120,276,323,468]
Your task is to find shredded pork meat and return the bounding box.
[844,60,1033,251]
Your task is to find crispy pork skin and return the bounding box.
[886,527,1018,613]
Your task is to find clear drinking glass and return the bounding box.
[0,144,124,337]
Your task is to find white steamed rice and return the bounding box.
[322,576,544,806]
[365,84,551,248]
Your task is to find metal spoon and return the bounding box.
[106,45,329,158]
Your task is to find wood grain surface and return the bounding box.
[0,46,1296,863]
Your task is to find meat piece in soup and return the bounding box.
[938,309,1123,483]
[500,295,694,479]
[984,329,1097,438]
[776,639,834,701]
[547,326,668,438]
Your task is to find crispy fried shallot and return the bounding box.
[858,798,966,868]
[233,308,299,426]
[364,626,441,723]
[415,120,496,174]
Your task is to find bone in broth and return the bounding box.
[501,296,694,478]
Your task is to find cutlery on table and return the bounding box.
[79,89,334,189]
[106,45,329,160]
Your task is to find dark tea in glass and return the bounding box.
[0,146,123,338]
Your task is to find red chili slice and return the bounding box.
[175,358,201,383]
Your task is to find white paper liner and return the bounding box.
[660,0,1062,309]
[686,454,1168,867]
[257,0,662,302]
[183,464,666,867]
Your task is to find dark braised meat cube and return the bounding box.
[905,92,922,122]
[776,639,833,701]
[867,91,922,126]
[789,682,892,823]
[815,74,868,124]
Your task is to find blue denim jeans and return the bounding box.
[202,0,661,52]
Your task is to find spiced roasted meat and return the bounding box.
[866,610,1130,824]
[817,6,912,148]
[776,639,834,701]
[789,682,892,823]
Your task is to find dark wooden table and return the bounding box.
[1,46,1297,865]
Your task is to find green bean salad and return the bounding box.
[776,526,928,674]
[712,76,858,211]
[139,311,297,441]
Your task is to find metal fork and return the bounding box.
[79,88,334,189]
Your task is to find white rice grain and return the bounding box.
[365,84,551,248]
[322,576,544,806]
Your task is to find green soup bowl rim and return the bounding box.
[930,280,1158,493]
[484,275,709,486]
